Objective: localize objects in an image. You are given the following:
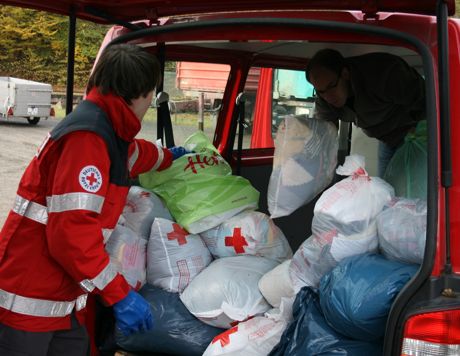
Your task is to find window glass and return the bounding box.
[234,67,315,149]
[137,61,229,145]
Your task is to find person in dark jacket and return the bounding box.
[305,48,425,176]
[0,43,187,356]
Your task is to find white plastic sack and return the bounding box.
[377,198,427,264]
[122,186,172,239]
[258,259,295,308]
[265,296,295,324]
[289,155,391,290]
[105,225,147,290]
[180,255,279,328]
[289,225,378,290]
[147,218,212,293]
[200,211,292,263]
[312,154,394,238]
[202,316,287,356]
[267,115,338,218]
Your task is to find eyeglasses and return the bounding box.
[314,72,341,96]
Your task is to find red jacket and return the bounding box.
[0,89,172,332]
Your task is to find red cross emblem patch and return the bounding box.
[79,165,103,193]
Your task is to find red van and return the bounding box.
[1,1,459,355]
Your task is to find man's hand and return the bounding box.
[113,290,153,336]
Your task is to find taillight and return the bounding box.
[50,107,55,117]
[401,309,460,355]
[7,107,13,116]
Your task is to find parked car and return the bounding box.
[1,1,459,355]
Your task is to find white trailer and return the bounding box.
[0,77,54,125]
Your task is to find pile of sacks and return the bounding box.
[105,131,298,355]
[105,123,428,355]
[289,154,395,290]
[264,154,426,354]
[271,253,418,355]
[107,186,294,355]
[197,154,427,355]
[288,154,427,292]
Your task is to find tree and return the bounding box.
[0,6,108,89]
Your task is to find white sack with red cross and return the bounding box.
[105,224,147,290]
[147,218,212,293]
[202,315,287,356]
[289,155,394,290]
[121,186,172,240]
[200,211,292,263]
[180,255,278,329]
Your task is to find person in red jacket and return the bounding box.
[0,44,187,355]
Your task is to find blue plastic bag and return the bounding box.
[269,287,382,355]
[115,284,224,355]
[319,253,418,341]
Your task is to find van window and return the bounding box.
[137,61,229,144]
[235,67,315,149]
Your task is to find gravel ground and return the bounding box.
[0,116,211,228]
[0,117,57,227]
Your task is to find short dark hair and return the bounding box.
[305,48,346,82]
[87,43,161,105]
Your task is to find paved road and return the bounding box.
[0,118,56,227]
[0,116,212,227]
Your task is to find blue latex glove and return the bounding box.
[113,290,153,336]
[169,146,190,160]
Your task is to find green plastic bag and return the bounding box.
[383,121,427,199]
[139,131,259,234]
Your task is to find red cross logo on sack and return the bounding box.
[79,165,103,193]
[167,223,189,245]
[225,227,248,253]
[212,326,238,347]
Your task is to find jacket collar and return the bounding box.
[86,88,141,142]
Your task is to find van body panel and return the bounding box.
[0,0,454,22]
[448,18,460,275]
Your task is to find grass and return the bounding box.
[52,105,217,126]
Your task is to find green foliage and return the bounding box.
[0,5,108,89]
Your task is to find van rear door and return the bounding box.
[0,0,454,21]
